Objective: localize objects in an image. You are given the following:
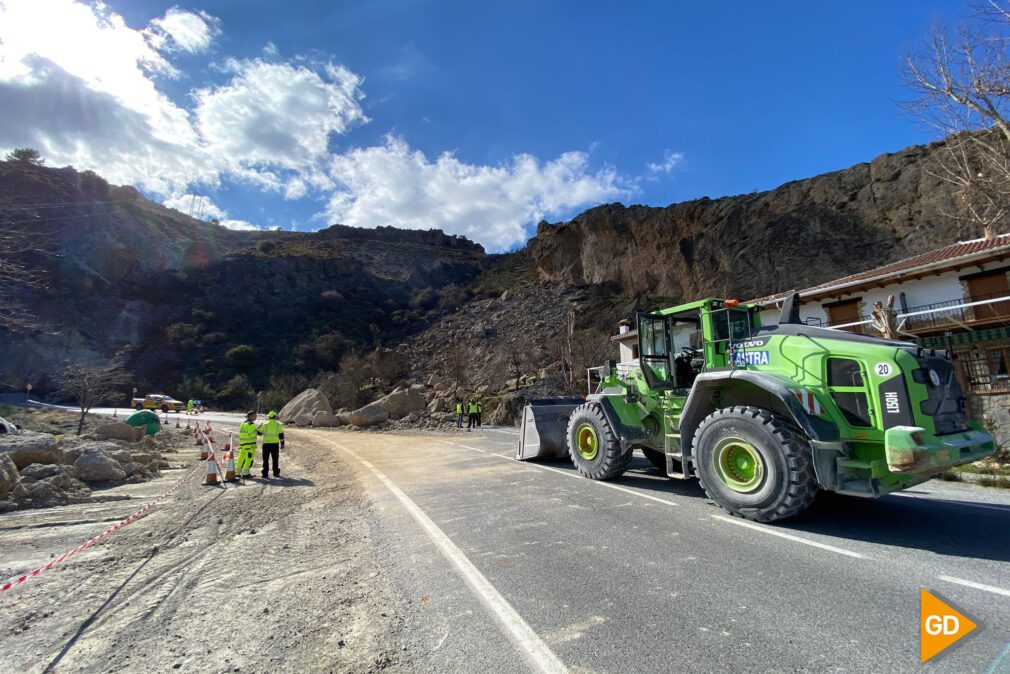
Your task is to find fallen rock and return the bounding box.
[349,403,389,427]
[74,449,127,483]
[279,388,333,423]
[292,413,313,427]
[426,374,442,387]
[20,463,60,480]
[0,453,19,500]
[337,411,354,425]
[94,421,145,443]
[0,431,60,469]
[376,388,425,420]
[312,411,341,427]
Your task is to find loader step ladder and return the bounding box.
[663,398,690,479]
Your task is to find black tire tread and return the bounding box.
[566,402,632,480]
[641,448,667,471]
[694,405,817,523]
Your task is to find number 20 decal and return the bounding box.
[875,362,893,377]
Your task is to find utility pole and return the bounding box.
[256,390,263,415]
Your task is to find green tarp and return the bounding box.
[126,410,161,436]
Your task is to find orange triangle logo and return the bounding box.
[920,589,979,663]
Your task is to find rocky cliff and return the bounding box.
[528,142,966,301]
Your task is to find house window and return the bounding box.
[957,344,1010,394]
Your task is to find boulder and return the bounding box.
[279,388,333,423]
[312,411,341,427]
[74,449,127,483]
[410,384,427,393]
[94,421,145,443]
[349,403,389,427]
[376,388,425,420]
[337,411,354,426]
[427,374,442,387]
[109,449,135,465]
[427,397,450,414]
[0,453,19,500]
[292,413,314,427]
[0,431,60,469]
[406,412,420,423]
[20,463,60,480]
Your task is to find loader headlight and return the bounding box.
[929,369,941,387]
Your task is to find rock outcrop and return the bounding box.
[528,143,964,301]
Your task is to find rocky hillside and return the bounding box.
[529,142,967,301]
[0,160,486,400]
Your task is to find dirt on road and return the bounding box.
[0,429,405,673]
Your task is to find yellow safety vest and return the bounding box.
[456,402,463,414]
[468,402,478,414]
[239,421,259,447]
[261,419,283,444]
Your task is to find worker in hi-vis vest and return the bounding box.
[260,411,285,479]
[467,400,478,430]
[237,411,259,478]
[456,401,464,428]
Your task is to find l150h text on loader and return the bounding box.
[517,294,995,522]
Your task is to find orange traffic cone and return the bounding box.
[223,434,238,482]
[175,417,180,429]
[199,434,209,460]
[203,453,220,486]
[224,450,238,482]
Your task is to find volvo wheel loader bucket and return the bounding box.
[516,398,584,461]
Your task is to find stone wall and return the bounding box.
[967,393,1010,452]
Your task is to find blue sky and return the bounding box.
[0,1,966,249]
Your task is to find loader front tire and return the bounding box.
[693,406,817,523]
[567,403,631,480]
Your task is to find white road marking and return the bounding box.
[324,438,568,674]
[711,515,869,559]
[435,439,679,507]
[938,575,1010,598]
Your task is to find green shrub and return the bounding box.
[226,344,257,370]
[217,374,255,410]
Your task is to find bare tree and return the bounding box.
[58,359,128,435]
[905,2,1010,233]
[499,336,530,391]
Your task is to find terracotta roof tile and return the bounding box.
[751,233,1010,304]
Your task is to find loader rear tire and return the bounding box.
[693,406,817,523]
[567,403,631,480]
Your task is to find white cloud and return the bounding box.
[326,136,628,250]
[0,0,364,197]
[647,150,685,176]
[148,7,220,54]
[193,58,366,177]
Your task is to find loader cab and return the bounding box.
[638,309,704,391]
[638,300,762,391]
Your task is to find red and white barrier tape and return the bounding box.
[1,456,207,593]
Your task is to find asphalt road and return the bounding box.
[306,427,1010,674]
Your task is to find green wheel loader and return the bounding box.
[517,294,996,522]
